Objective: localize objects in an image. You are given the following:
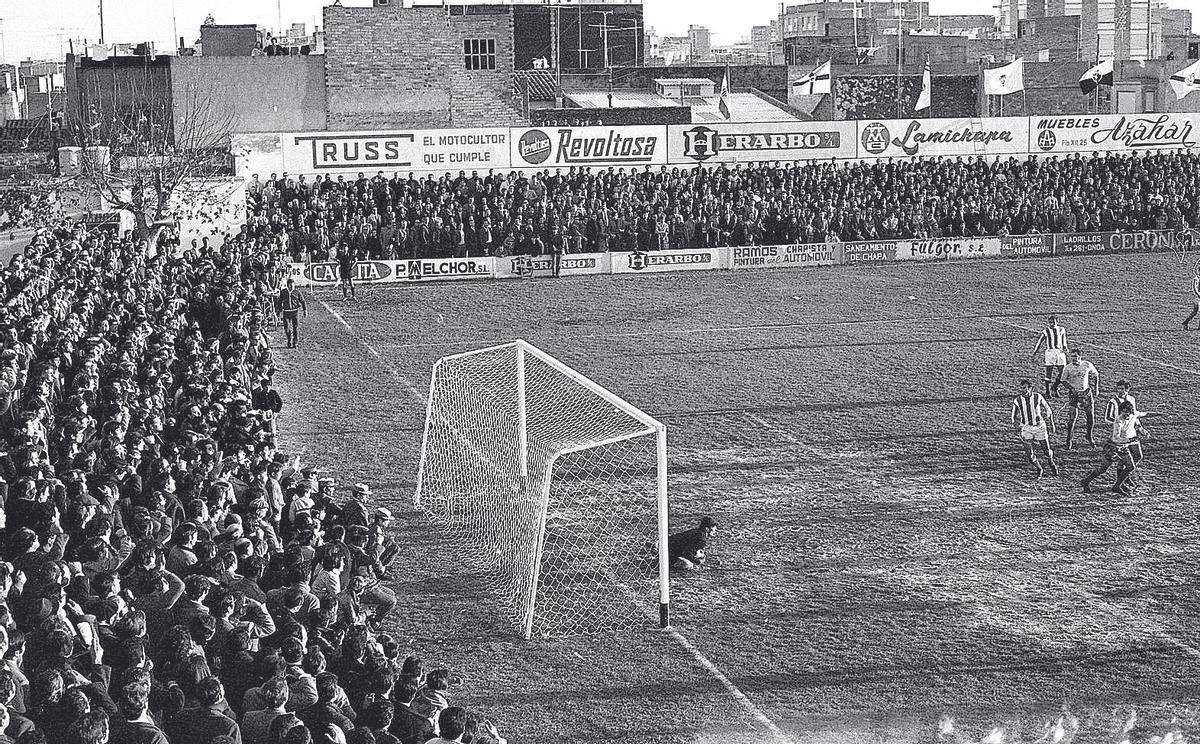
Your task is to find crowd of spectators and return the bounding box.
[0,223,505,744]
[243,150,1199,262]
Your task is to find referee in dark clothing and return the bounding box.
[276,278,307,349]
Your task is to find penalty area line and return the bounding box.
[318,299,426,403]
[663,624,797,743]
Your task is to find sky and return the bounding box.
[2,0,1198,63]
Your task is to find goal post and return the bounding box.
[414,340,670,638]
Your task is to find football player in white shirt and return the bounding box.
[1011,378,1058,478]
[1081,400,1148,495]
[1104,379,1143,480]
[1060,349,1099,449]
[1031,316,1069,399]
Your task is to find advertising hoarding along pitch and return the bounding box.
[842,241,899,264]
[609,248,726,274]
[898,237,1002,260]
[281,128,510,174]
[730,243,843,269]
[1000,235,1054,257]
[858,117,1029,158]
[287,258,494,286]
[668,122,858,164]
[510,126,668,169]
[492,253,612,279]
[1031,114,1200,154]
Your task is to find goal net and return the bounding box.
[414,340,669,638]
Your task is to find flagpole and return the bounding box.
[830,59,838,122]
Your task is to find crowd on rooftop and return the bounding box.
[242,151,1199,261]
[0,223,505,744]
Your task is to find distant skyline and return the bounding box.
[2,0,1198,63]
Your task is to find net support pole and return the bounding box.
[656,424,670,629]
[413,360,440,507]
[516,343,529,480]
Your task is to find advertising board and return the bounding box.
[729,243,843,269]
[279,128,510,175]
[1030,114,1200,154]
[842,240,899,264]
[1000,235,1055,257]
[492,253,611,279]
[668,121,858,164]
[857,117,1029,159]
[287,258,494,286]
[510,125,668,169]
[291,261,397,286]
[1054,232,1120,255]
[609,248,726,274]
[898,237,1002,261]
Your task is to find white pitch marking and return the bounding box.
[318,299,426,402]
[665,625,797,743]
[322,298,796,742]
[373,310,1137,351]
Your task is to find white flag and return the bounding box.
[1170,59,1200,100]
[983,58,1024,96]
[791,60,831,96]
[915,59,931,111]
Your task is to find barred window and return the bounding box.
[465,39,496,70]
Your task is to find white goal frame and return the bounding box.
[414,339,671,638]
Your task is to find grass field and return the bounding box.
[272,252,1200,744]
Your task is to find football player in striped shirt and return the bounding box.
[1031,316,1069,399]
[1011,378,1059,477]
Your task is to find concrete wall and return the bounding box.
[171,56,326,134]
[324,4,521,130]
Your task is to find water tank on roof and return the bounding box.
[83,145,111,172]
[58,146,83,176]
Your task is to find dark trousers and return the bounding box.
[1066,391,1095,444]
[1043,365,1064,398]
[283,312,299,347]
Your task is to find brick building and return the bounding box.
[1018,15,1083,61]
[324,3,523,130]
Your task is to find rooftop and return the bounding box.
[564,90,800,122]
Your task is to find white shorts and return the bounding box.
[1019,422,1049,442]
[1045,350,1066,367]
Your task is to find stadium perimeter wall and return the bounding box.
[285,230,1195,287]
[234,113,1200,178]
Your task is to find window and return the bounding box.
[465,38,496,70]
[683,84,701,96]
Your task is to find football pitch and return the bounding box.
[274,252,1200,744]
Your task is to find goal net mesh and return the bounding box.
[415,342,664,637]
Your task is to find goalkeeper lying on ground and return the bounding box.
[668,516,719,570]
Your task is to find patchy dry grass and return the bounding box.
[273,253,1200,744]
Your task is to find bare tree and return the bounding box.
[66,59,240,234]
